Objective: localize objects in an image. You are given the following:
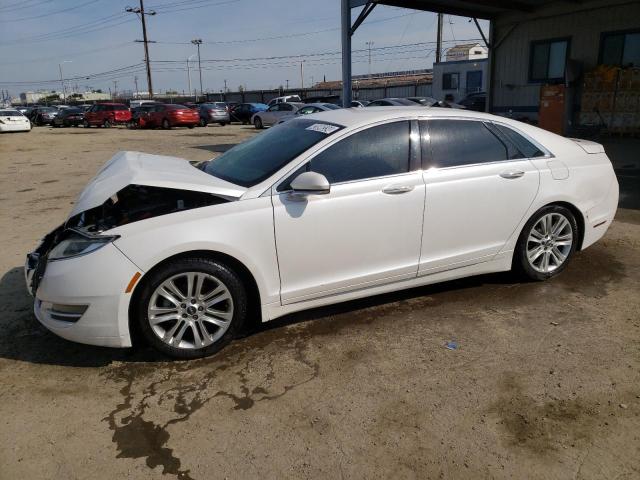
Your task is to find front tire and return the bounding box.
[162,118,171,130]
[199,118,207,127]
[103,119,112,128]
[83,119,90,128]
[135,257,248,359]
[253,117,263,129]
[514,205,578,281]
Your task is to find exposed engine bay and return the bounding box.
[66,184,229,233]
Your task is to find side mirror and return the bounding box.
[289,171,330,197]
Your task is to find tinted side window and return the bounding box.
[424,120,508,168]
[310,121,410,183]
[491,123,544,158]
[281,104,293,111]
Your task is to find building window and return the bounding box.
[599,30,640,67]
[443,72,459,90]
[529,38,570,83]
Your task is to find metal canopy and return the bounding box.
[341,0,557,106]
[348,0,548,20]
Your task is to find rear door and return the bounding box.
[418,118,540,274]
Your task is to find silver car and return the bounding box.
[251,102,304,129]
[198,102,230,127]
[277,103,342,124]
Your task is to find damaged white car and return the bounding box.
[25,108,619,358]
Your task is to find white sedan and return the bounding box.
[25,107,619,358]
[0,109,31,133]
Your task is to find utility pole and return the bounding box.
[187,54,196,101]
[113,80,118,99]
[134,76,139,98]
[300,60,305,89]
[58,60,71,102]
[436,12,443,63]
[191,39,203,100]
[126,1,156,98]
[366,41,374,76]
[285,79,289,90]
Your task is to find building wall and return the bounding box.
[491,0,640,120]
[446,44,488,62]
[432,59,488,103]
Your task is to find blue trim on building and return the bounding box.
[434,58,488,66]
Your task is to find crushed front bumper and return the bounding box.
[25,238,141,348]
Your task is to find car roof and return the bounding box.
[300,106,539,131]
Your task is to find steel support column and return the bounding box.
[341,0,353,107]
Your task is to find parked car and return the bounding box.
[197,102,230,127]
[407,96,438,106]
[25,108,618,359]
[30,106,58,126]
[52,107,85,127]
[366,98,420,107]
[276,103,341,124]
[267,95,302,107]
[351,100,368,107]
[229,103,268,124]
[83,103,131,128]
[459,92,487,112]
[251,102,304,129]
[0,109,31,133]
[142,104,200,129]
[15,106,32,115]
[129,103,158,128]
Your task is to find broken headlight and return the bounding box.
[48,230,119,261]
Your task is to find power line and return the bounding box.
[0,0,54,13]
[0,0,100,23]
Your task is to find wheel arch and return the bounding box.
[517,200,586,252]
[128,249,262,346]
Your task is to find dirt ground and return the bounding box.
[0,125,639,480]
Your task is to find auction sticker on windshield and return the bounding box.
[306,123,340,134]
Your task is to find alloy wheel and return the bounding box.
[147,272,234,349]
[526,212,573,273]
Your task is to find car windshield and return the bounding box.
[322,104,341,110]
[40,107,57,112]
[0,110,23,116]
[203,118,344,187]
[64,108,82,114]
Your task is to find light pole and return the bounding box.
[191,38,203,100]
[187,54,196,101]
[366,41,374,77]
[59,60,71,102]
[300,60,305,89]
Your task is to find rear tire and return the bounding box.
[135,257,248,359]
[103,119,112,128]
[199,118,207,127]
[514,205,578,281]
[162,118,171,130]
[253,117,263,129]
[83,119,90,128]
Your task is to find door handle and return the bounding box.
[500,170,525,179]
[382,185,414,194]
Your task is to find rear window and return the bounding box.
[113,105,128,111]
[491,123,544,158]
[0,110,23,116]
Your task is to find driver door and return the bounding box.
[272,120,425,304]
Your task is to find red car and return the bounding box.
[83,103,131,128]
[143,104,199,129]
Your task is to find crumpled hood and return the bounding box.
[69,151,246,218]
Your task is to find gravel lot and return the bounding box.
[0,125,639,480]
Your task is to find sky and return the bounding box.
[0,0,488,97]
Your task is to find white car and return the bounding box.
[25,107,619,358]
[267,94,302,107]
[251,102,304,129]
[0,109,31,133]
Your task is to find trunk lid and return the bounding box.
[69,151,246,218]
[570,138,605,154]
